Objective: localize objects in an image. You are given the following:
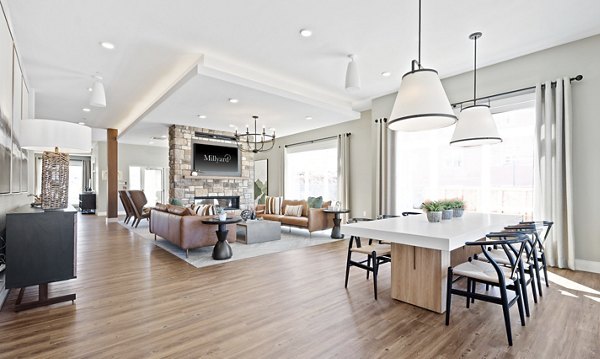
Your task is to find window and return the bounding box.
[284,138,338,201]
[129,166,164,205]
[395,96,535,218]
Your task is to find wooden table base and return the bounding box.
[14,284,76,312]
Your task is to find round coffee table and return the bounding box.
[202,217,242,260]
[323,208,350,239]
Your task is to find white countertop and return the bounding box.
[340,213,521,252]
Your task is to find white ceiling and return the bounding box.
[5,0,600,146]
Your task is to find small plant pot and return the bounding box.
[426,211,442,223]
[442,209,453,220]
[218,213,227,221]
[453,208,464,217]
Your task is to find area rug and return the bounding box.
[119,221,341,268]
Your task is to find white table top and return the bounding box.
[341,213,521,252]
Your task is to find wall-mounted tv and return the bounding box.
[192,140,241,177]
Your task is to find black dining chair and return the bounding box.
[446,232,528,346]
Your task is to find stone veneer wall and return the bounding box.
[169,125,254,209]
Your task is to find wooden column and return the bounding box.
[107,129,118,220]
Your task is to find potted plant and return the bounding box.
[215,206,227,221]
[421,201,443,223]
[451,199,465,217]
[440,200,454,220]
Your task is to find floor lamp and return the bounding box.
[21,120,92,209]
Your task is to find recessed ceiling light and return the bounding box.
[228,98,239,104]
[198,115,207,119]
[78,122,85,125]
[228,124,237,128]
[305,116,313,120]
[299,29,312,37]
[87,87,93,92]
[160,135,167,139]
[100,42,115,50]
[82,108,91,112]
[381,71,392,77]
[149,141,154,145]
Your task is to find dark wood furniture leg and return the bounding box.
[331,213,344,239]
[14,284,76,312]
[212,223,233,260]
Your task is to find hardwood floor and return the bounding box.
[0,214,599,358]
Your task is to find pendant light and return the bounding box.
[388,0,456,132]
[450,32,502,146]
[345,54,361,90]
[89,80,106,107]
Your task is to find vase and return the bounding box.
[442,209,453,220]
[426,211,442,223]
[218,213,227,221]
[453,208,464,217]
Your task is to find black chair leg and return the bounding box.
[466,278,471,308]
[485,284,489,291]
[519,265,530,317]
[471,279,476,304]
[529,267,538,304]
[541,253,549,287]
[366,256,371,279]
[533,255,543,297]
[372,252,378,300]
[500,286,513,346]
[514,278,526,326]
[344,241,353,289]
[445,267,453,325]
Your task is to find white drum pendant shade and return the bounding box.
[89,81,106,107]
[450,105,502,146]
[388,69,457,131]
[21,119,92,153]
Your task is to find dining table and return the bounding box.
[341,212,520,313]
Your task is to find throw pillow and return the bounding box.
[284,205,303,217]
[195,204,215,216]
[170,198,183,206]
[307,196,323,208]
[265,196,283,215]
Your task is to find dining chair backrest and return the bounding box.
[119,190,135,217]
[127,190,147,217]
[466,232,528,284]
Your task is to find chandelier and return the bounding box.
[235,115,276,153]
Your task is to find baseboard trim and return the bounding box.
[575,259,600,274]
[96,211,125,217]
[105,217,119,223]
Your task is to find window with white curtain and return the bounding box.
[395,94,536,218]
[284,138,338,201]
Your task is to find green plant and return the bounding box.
[215,206,225,215]
[438,200,453,210]
[421,201,443,212]
[449,198,465,210]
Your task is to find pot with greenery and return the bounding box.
[215,206,227,221]
[421,201,443,223]
[451,199,465,217]
[440,200,454,220]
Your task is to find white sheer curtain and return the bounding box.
[375,118,395,216]
[337,133,350,213]
[533,78,575,269]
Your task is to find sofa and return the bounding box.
[150,204,236,257]
[256,199,334,233]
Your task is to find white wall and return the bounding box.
[94,142,168,214]
[372,34,600,265]
[255,110,374,218]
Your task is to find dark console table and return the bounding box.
[79,192,96,214]
[6,206,77,311]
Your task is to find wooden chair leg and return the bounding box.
[445,267,453,325]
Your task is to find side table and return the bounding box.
[322,208,350,239]
[202,217,242,260]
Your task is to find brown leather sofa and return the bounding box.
[256,199,334,233]
[150,204,236,257]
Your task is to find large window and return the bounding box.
[129,166,165,205]
[284,138,338,201]
[395,98,535,218]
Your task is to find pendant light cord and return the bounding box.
[418,0,422,68]
[473,35,477,106]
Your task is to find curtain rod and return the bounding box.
[451,74,583,108]
[284,133,351,149]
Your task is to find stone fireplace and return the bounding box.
[169,125,254,209]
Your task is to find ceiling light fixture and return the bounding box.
[78,122,85,125]
[198,115,207,119]
[305,116,313,120]
[89,80,106,107]
[82,108,91,112]
[100,42,115,49]
[388,0,456,132]
[87,87,93,92]
[228,98,239,104]
[381,71,391,77]
[450,32,502,146]
[299,29,312,37]
[345,54,361,91]
[235,115,276,153]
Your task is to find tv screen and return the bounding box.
[192,140,241,176]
